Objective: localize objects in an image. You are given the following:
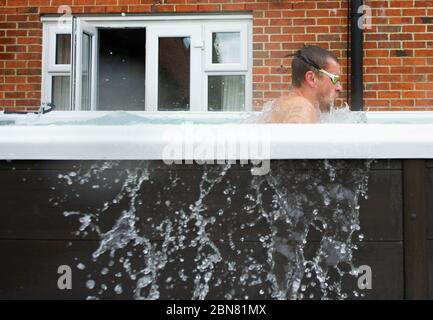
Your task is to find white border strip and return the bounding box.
[2,122,433,160]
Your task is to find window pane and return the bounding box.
[98,29,146,111]
[208,75,245,111]
[212,32,241,64]
[52,76,70,110]
[56,34,71,65]
[81,33,92,111]
[158,37,190,111]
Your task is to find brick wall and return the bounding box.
[365,0,433,110]
[0,0,432,111]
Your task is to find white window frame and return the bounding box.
[146,24,203,112]
[203,72,250,112]
[47,27,72,72]
[41,14,253,112]
[42,19,72,109]
[204,23,249,72]
[73,19,98,111]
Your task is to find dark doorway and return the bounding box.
[98,29,146,111]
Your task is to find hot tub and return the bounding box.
[0,111,432,300]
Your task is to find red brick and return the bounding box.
[390,33,413,40]
[366,50,389,57]
[270,19,291,26]
[390,66,414,73]
[28,0,50,5]
[390,83,414,90]
[293,2,315,10]
[306,10,331,18]
[15,99,40,107]
[366,83,390,90]
[317,2,340,9]
[5,91,26,99]
[404,41,427,48]
[221,4,246,11]
[415,100,433,107]
[265,11,282,18]
[175,5,198,12]
[6,0,27,6]
[415,33,433,41]
[390,1,416,8]
[415,1,433,7]
[264,27,282,34]
[416,83,433,90]
[404,58,428,65]
[365,100,390,107]
[403,74,427,82]
[403,91,426,99]
[378,92,400,99]
[293,18,315,26]
[197,5,220,12]
[157,5,175,12]
[389,17,413,24]
[392,99,415,107]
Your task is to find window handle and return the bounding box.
[193,41,204,49]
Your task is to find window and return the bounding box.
[204,23,249,112]
[42,15,252,112]
[43,22,73,110]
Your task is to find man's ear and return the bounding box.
[304,70,316,87]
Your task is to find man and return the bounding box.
[260,45,343,123]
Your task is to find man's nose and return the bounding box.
[335,83,343,92]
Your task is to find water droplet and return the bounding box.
[114,284,123,294]
[86,280,95,290]
[137,275,152,289]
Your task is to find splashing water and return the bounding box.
[53,159,372,300]
[321,103,368,123]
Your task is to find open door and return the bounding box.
[146,25,202,112]
[72,18,98,111]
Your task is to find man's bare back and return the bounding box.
[259,91,320,123]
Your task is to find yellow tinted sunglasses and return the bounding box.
[294,53,341,85]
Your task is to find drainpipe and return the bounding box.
[350,0,364,111]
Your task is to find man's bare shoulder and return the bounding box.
[258,92,320,123]
[274,95,314,110]
[273,96,318,123]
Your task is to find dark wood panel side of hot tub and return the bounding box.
[425,161,433,240]
[424,162,433,299]
[0,240,403,300]
[0,160,405,299]
[0,160,403,242]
